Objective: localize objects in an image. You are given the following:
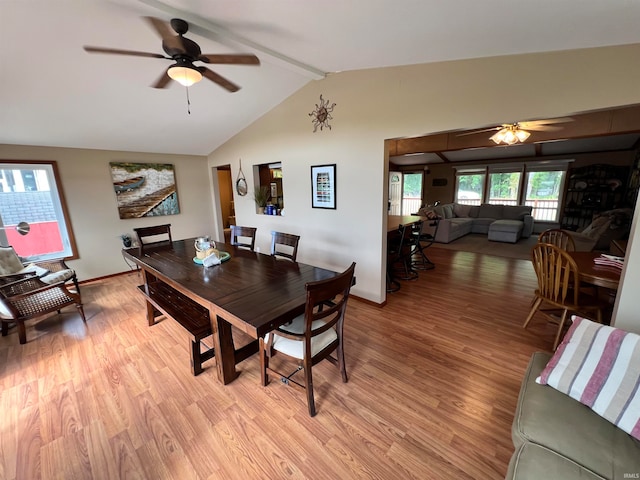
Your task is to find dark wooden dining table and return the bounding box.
[388,214,423,233]
[123,238,338,384]
[569,251,622,290]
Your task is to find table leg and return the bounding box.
[211,314,239,384]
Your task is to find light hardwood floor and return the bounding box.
[0,248,558,480]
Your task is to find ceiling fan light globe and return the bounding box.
[490,129,506,144]
[515,129,531,142]
[167,65,203,87]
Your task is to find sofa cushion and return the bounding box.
[503,205,533,220]
[453,203,473,218]
[442,203,455,219]
[478,203,503,219]
[506,442,604,480]
[468,206,480,218]
[537,316,640,441]
[513,352,640,479]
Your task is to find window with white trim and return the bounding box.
[0,161,77,261]
[455,167,485,205]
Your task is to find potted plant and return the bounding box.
[253,185,269,214]
[120,233,132,248]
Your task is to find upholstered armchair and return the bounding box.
[564,208,633,252]
[0,246,79,292]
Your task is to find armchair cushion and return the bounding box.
[0,246,25,275]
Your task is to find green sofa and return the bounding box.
[506,352,640,479]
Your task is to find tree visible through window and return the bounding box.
[456,173,484,205]
[0,161,77,260]
[402,172,422,214]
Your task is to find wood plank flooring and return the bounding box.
[0,248,558,480]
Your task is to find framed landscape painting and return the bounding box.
[110,162,180,219]
[311,164,336,209]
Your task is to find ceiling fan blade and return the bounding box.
[523,125,564,132]
[199,67,240,92]
[198,54,260,65]
[83,46,169,59]
[457,127,501,136]
[151,70,172,89]
[144,16,185,53]
[519,117,574,128]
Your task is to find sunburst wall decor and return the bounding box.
[308,94,336,132]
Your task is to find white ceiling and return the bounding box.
[2,0,640,156]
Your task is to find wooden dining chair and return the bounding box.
[538,228,576,251]
[270,231,300,261]
[523,243,607,350]
[0,276,86,344]
[133,224,172,254]
[230,225,257,251]
[259,262,356,417]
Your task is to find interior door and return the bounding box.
[389,171,402,215]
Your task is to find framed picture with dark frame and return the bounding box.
[311,164,336,209]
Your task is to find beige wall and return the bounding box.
[208,43,640,309]
[0,144,212,281]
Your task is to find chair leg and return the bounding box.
[76,303,86,323]
[553,310,569,351]
[337,341,348,383]
[304,360,316,417]
[17,321,27,344]
[523,298,542,329]
[72,275,80,294]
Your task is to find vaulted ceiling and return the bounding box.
[2,1,640,155]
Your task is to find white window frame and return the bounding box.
[0,160,78,261]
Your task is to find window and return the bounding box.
[0,161,77,260]
[524,169,566,221]
[488,168,522,206]
[455,169,485,205]
[402,172,423,214]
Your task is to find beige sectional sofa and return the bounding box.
[419,203,534,244]
[507,352,640,479]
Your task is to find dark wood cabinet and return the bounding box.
[560,164,629,231]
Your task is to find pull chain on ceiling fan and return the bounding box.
[83,17,260,92]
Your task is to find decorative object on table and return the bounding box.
[593,254,624,270]
[194,236,217,260]
[236,159,248,196]
[192,250,230,265]
[253,185,269,214]
[120,234,132,248]
[110,162,180,219]
[308,94,336,132]
[311,164,336,209]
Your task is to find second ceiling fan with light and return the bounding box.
[460,118,573,145]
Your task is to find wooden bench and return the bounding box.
[137,281,214,375]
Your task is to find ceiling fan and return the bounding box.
[83,17,260,92]
[458,118,573,145]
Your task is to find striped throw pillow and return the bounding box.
[536,315,640,440]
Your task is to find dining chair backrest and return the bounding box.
[531,243,580,307]
[133,224,172,254]
[260,261,356,416]
[538,228,575,252]
[230,225,257,251]
[270,231,300,261]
